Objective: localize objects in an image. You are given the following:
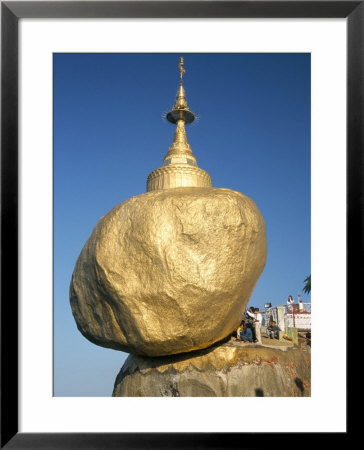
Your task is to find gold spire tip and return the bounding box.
[179,57,186,83]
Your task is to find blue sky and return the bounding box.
[54,53,311,396]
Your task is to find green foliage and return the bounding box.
[303,275,311,294]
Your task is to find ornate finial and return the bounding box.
[179,57,186,83]
[167,57,194,124]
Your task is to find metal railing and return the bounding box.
[261,303,311,330]
[285,302,311,314]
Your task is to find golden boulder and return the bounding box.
[70,187,267,356]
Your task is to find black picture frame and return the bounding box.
[1,1,356,448]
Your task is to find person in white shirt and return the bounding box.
[245,307,262,344]
[245,307,255,321]
[253,308,263,344]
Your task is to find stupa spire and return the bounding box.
[179,56,186,81]
[166,57,195,125]
[147,57,212,192]
[173,57,188,110]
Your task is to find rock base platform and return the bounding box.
[112,338,311,397]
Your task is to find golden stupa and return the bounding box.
[70,57,267,357]
[147,57,211,191]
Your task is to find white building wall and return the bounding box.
[286,313,311,330]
